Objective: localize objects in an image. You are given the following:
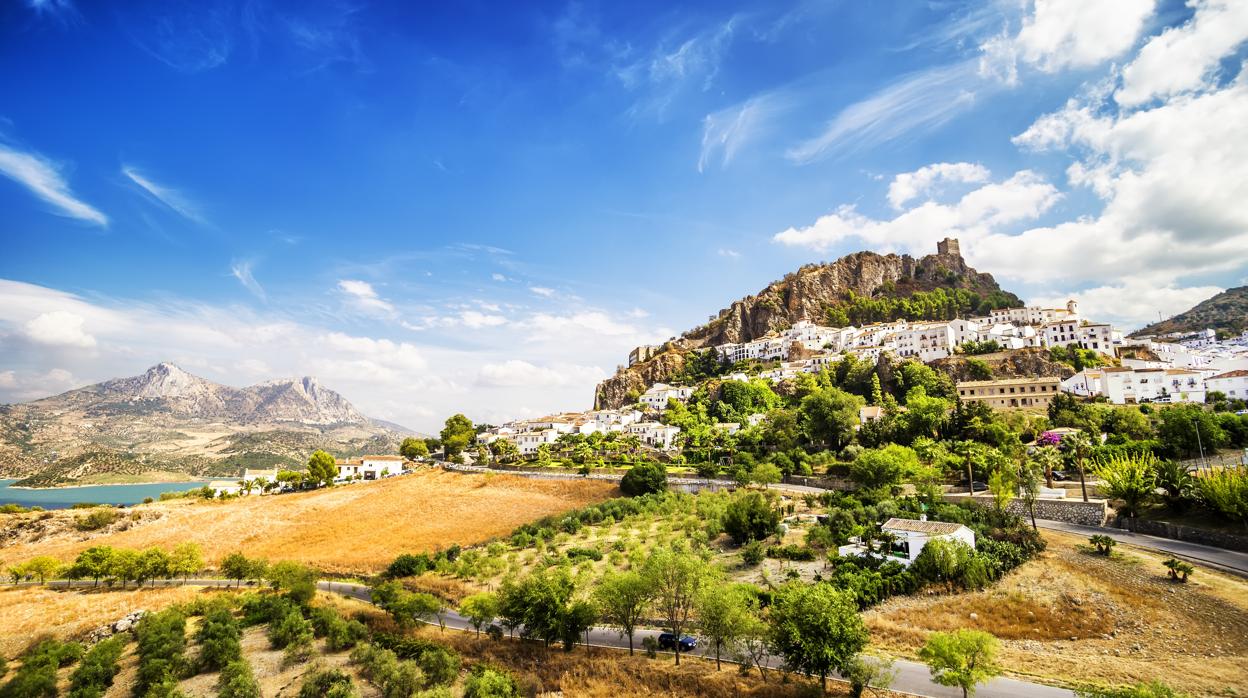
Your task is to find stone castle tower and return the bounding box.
[937,237,961,257]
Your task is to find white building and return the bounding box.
[1207,369,1248,400]
[838,518,976,566]
[640,383,694,410]
[1101,367,1206,404]
[626,422,681,450]
[336,455,403,481]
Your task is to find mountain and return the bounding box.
[0,363,411,487]
[1129,286,1248,338]
[595,239,1022,408]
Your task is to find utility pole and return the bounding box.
[1195,416,1207,469]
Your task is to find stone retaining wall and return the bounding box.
[944,494,1108,526]
[1115,517,1248,553]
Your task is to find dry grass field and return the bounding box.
[865,530,1248,695]
[0,469,616,574]
[0,584,210,658]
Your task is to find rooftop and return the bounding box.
[881,518,967,535]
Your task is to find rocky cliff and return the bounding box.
[930,348,1076,383]
[594,243,1020,409]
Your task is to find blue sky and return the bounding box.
[2,0,1247,430]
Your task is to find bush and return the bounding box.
[298,667,359,698]
[463,664,519,698]
[217,659,261,698]
[386,553,433,578]
[740,540,765,565]
[911,538,973,585]
[196,605,243,672]
[134,609,187,696]
[3,637,84,698]
[766,544,816,561]
[620,461,667,496]
[240,593,299,627]
[311,607,369,651]
[268,607,314,650]
[1077,681,1188,698]
[350,644,425,698]
[75,508,120,531]
[564,546,602,562]
[723,491,781,545]
[1193,467,1248,527]
[372,634,461,687]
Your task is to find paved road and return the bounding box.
[1036,519,1248,577]
[29,578,1072,698]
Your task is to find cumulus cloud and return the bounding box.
[773,170,1060,253]
[1115,0,1248,107]
[1029,283,1223,328]
[888,162,991,209]
[980,0,1155,84]
[0,142,107,226]
[23,311,97,348]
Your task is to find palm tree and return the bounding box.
[1061,433,1094,502]
[1032,446,1062,489]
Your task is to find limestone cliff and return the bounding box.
[930,348,1076,383]
[594,242,1020,409]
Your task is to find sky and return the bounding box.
[2,0,1247,432]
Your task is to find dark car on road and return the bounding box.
[959,478,989,493]
[657,633,697,652]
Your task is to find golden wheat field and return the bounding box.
[0,469,616,574]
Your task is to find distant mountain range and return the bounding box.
[596,240,1021,408]
[0,363,417,487]
[1130,286,1248,338]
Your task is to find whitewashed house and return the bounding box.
[1206,369,1248,400]
[838,518,976,566]
[337,455,403,481]
[626,422,681,450]
[640,383,694,411]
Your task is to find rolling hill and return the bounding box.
[1130,286,1248,338]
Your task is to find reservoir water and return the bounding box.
[0,478,214,509]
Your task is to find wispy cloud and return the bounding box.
[122,165,205,223]
[230,260,266,301]
[787,60,987,163]
[337,279,396,317]
[717,248,741,258]
[698,92,791,172]
[529,286,556,298]
[617,15,743,121]
[25,0,82,25]
[0,142,107,226]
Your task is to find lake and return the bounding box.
[0,479,215,509]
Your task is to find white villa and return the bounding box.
[640,383,695,411]
[336,455,404,481]
[1206,369,1248,400]
[838,517,976,566]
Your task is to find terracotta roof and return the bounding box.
[882,518,967,535]
[1209,369,1248,380]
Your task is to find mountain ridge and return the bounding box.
[1129,286,1248,338]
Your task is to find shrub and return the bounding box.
[217,659,261,698]
[1089,535,1116,556]
[463,664,519,698]
[620,461,667,496]
[75,508,120,531]
[1163,558,1193,583]
[134,609,187,696]
[1077,681,1189,698]
[268,607,314,650]
[1193,467,1248,528]
[723,491,781,544]
[766,544,816,561]
[298,667,359,698]
[911,538,974,585]
[240,593,299,627]
[4,637,84,698]
[311,607,369,651]
[372,634,461,687]
[196,605,243,672]
[564,547,602,562]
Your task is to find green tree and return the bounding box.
[106,548,139,588]
[221,552,253,587]
[987,467,1016,515]
[440,414,476,458]
[1017,458,1043,531]
[463,665,519,698]
[217,659,261,698]
[1156,404,1227,459]
[1060,432,1095,502]
[593,570,654,656]
[722,491,781,545]
[643,545,714,666]
[497,568,576,649]
[169,542,204,582]
[68,635,125,698]
[490,438,520,464]
[620,461,667,496]
[196,605,243,672]
[768,582,868,693]
[800,388,863,450]
[849,445,926,491]
[24,555,60,584]
[919,629,1001,698]
[1094,453,1157,517]
[307,449,338,486]
[1032,445,1063,489]
[1192,467,1248,529]
[73,546,115,587]
[399,437,429,461]
[460,593,499,637]
[696,582,751,670]
[135,547,170,587]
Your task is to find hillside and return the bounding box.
[596,240,1021,408]
[1130,286,1248,337]
[0,363,415,486]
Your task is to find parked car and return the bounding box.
[1050,470,1071,481]
[657,633,697,652]
[958,478,989,493]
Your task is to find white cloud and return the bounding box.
[1029,283,1223,328]
[0,367,78,402]
[980,0,1155,84]
[476,360,606,388]
[230,260,266,301]
[491,273,508,282]
[458,311,507,329]
[773,170,1060,253]
[1115,0,1248,107]
[787,61,985,163]
[23,311,97,348]
[0,142,107,226]
[337,279,396,316]
[888,162,991,209]
[529,286,556,298]
[717,248,741,259]
[122,165,205,223]
[698,93,789,172]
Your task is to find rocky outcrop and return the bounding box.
[682,246,1015,348]
[594,351,686,410]
[931,348,1075,383]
